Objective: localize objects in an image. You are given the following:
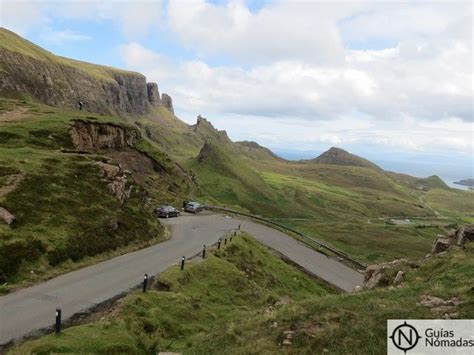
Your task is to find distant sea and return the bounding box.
[372,159,473,191]
[274,149,473,191]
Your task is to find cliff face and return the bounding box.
[0,29,175,116]
[0,48,149,114]
[71,120,140,150]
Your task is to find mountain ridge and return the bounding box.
[0,27,174,115]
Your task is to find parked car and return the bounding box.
[155,205,180,218]
[184,202,203,214]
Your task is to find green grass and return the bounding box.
[425,188,474,220]
[10,234,331,354]
[11,236,474,354]
[0,98,194,289]
[0,27,141,82]
[282,219,443,263]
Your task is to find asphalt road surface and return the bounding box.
[0,212,364,346]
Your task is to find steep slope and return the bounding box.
[0,97,196,291]
[235,141,286,162]
[1,28,470,273]
[307,147,382,170]
[0,28,174,115]
[11,232,474,354]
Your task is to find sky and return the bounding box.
[0,0,473,180]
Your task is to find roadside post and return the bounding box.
[202,245,206,259]
[55,308,62,334]
[181,256,185,270]
[224,237,227,245]
[143,274,148,292]
[218,239,221,249]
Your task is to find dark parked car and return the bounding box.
[155,205,180,218]
[184,202,203,214]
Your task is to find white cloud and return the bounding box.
[1,0,472,158]
[0,0,45,35]
[1,0,163,39]
[340,2,471,44]
[166,0,357,65]
[40,28,92,45]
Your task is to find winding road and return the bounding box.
[0,212,363,346]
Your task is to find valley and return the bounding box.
[0,25,473,354]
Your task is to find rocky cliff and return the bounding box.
[0,28,174,115]
[71,120,140,150]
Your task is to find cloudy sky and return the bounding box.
[1,0,472,179]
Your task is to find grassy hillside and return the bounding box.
[137,108,472,264]
[9,234,331,354]
[1,27,471,281]
[0,98,196,291]
[0,28,139,81]
[11,235,474,354]
[306,146,382,171]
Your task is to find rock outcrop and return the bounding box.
[0,29,175,115]
[71,121,140,151]
[0,207,15,225]
[95,161,132,203]
[147,82,161,107]
[364,259,417,289]
[364,225,473,289]
[0,46,149,114]
[430,225,474,255]
[161,93,174,114]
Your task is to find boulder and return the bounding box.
[431,236,453,254]
[96,162,121,180]
[365,268,385,289]
[455,225,474,246]
[430,225,474,256]
[95,162,132,203]
[419,295,461,312]
[0,207,15,225]
[393,270,404,285]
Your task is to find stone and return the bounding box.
[428,225,474,256]
[71,121,139,151]
[95,162,132,203]
[455,225,474,246]
[431,236,453,254]
[282,339,292,345]
[96,162,121,180]
[364,267,385,289]
[393,270,404,285]
[146,82,161,106]
[419,295,462,313]
[353,285,363,293]
[420,295,448,308]
[0,207,16,225]
[161,93,174,114]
